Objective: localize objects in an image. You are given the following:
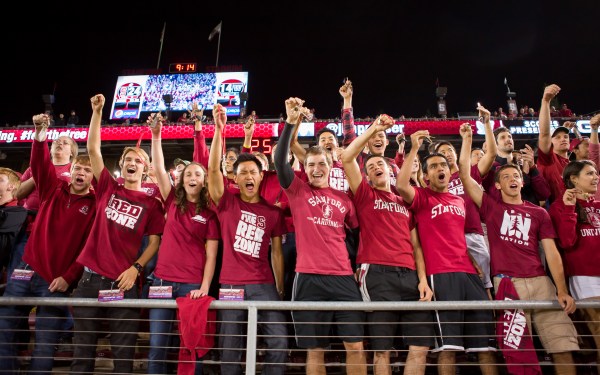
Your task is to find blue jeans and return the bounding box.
[0,263,69,374]
[147,277,204,374]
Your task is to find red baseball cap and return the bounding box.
[569,137,589,152]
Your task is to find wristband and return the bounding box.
[243,143,252,149]
[132,262,144,274]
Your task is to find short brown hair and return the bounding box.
[305,146,332,167]
[72,155,91,167]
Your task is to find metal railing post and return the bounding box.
[246,306,258,374]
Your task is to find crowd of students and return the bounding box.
[0,81,598,375]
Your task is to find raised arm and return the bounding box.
[538,84,561,154]
[541,238,576,314]
[458,123,483,207]
[341,114,394,194]
[476,105,497,176]
[275,97,309,189]
[289,116,307,164]
[242,115,256,153]
[396,131,428,204]
[207,104,227,205]
[191,104,209,168]
[87,94,106,180]
[339,79,356,147]
[149,113,172,201]
[30,114,57,196]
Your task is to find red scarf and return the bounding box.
[495,277,541,375]
[176,295,216,375]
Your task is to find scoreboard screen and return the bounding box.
[109,72,248,120]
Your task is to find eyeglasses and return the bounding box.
[53,140,71,146]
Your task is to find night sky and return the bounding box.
[3,1,599,126]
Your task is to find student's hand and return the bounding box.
[418,281,433,302]
[191,102,204,131]
[32,113,49,134]
[189,286,209,299]
[477,104,491,123]
[459,123,473,139]
[557,292,576,314]
[116,267,138,291]
[90,94,105,112]
[339,79,353,99]
[563,121,576,131]
[244,115,255,137]
[213,104,227,131]
[147,112,164,137]
[285,97,308,125]
[562,188,577,206]
[542,84,560,103]
[48,276,69,293]
[409,130,430,150]
[590,114,600,130]
[520,144,535,173]
[396,133,406,154]
[373,114,394,132]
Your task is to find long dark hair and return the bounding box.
[563,160,597,224]
[174,162,210,214]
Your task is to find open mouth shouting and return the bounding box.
[437,172,446,182]
[244,181,256,192]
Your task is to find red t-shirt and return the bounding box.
[285,175,358,275]
[21,163,72,211]
[353,179,414,268]
[77,168,165,280]
[537,146,569,203]
[154,189,220,283]
[22,140,95,285]
[448,165,484,235]
[549,198,600,277]
[215,189,285,284]
[480,194,554,278]
[409,187,476,276]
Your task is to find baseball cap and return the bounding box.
[551,126,570,138]
[174,158,190,167]
[569,137,589,152]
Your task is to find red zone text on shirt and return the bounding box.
[76,168,165,280]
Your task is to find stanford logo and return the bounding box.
[79,205,89,215]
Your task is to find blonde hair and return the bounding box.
[0,167,21,191]
[119,147,150,177]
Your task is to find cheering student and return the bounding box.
[396,128,497,375]
[275,97,366,375]
[71,94,165,374]
[208,103,287,375]
[341,114,435,375]
[459,122,579,375]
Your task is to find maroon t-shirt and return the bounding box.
[447,165,484,235]
[21,163,72,211]
[480,194,554,278]
[409,187,476,276]
[154,189,220,283]
[537,146,569,203]
[215,189,285,284]
[549,198,600,277]
[353,179,414,269]
[77,168,165,280]
[22,140,95,285]
[285,175,358,275]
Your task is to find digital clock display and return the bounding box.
[169,63,197,73]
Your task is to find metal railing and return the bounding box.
[1,297,599,374]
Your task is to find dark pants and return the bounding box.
[0,268,69,374]
[70,271,140,374]
[219,283,287,375]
